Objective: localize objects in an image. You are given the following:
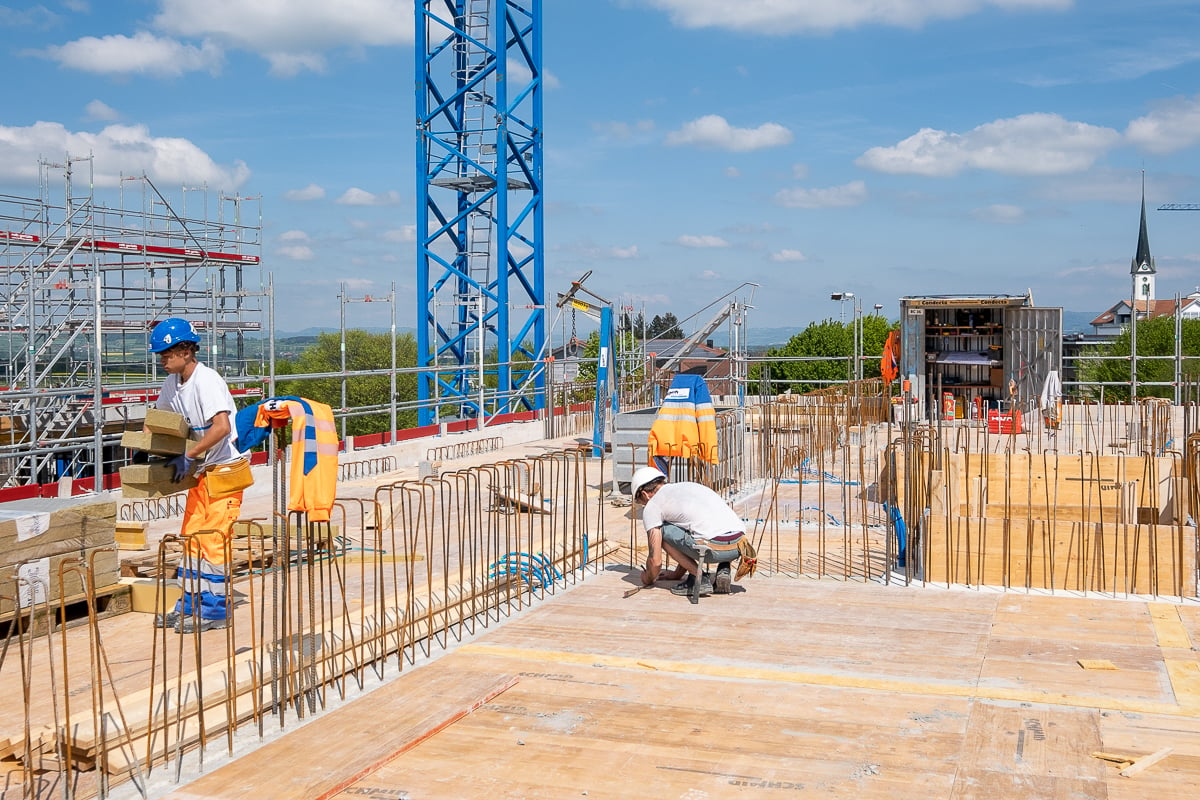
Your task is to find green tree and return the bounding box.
[749,314,897,394]
[647,312,684,339]
[621,310,646,338]
[1076,317,1200,400]
[275,330,419,436]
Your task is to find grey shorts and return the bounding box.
[662,524,743,565]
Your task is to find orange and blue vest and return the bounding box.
[648,374,719,467]
[237,396,339,522]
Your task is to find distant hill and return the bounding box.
[1061,310,1096,335]
[746,326,803,348]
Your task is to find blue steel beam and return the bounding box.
[415,0,545,426]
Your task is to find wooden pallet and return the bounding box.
[0,582,131,637]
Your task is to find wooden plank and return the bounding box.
[1120,747,1173,778]
[949,701,1106,799]
[160,670,517,800]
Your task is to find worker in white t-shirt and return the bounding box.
[147,317,244,634]
[630,467,746,597]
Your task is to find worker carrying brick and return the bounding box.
[149,317,244,634]
[631,467,747,598]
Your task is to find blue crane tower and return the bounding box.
[415,1,545,427]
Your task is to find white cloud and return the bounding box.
[0,121,249,188]
[278,245,315,260]
[1126,94,1200,155]
[41,31,223,77]
[153,0,413,75]
[972,204,1026,224]
[791,163,810,179]
[724,166,741,178]
[609,245,639,259]
[0,5,59,26]
[638,0,1071,34]
[383,226,417,242]
[856,113,1120,176]
[770,249,807,262]
[699,270,720,280]
[279,229,310,242]
[84,100,120,121]
[676,234,730,248]
[336,187,402,206]
[774,180,868,209]
[506,56,561,90]
[263,52,326,77]
[284,183,326,201]
[666,114,792,152]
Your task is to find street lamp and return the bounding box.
[831,292,862,382]
[830,292,854,323]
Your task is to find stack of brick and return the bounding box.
[119,408,199,498]
[0,496,120,610]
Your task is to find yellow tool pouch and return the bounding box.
[735,537,758,580]
[206,458,254,499]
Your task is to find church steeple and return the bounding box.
[1131,174,1155,307]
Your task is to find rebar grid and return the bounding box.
[0,447,599,799]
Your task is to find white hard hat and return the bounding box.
[630,466,667,498]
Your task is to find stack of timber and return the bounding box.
[0,496,126,629]
[119,408,198,498]
[895,452,1196,595]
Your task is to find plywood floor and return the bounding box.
[162,569,1200,800]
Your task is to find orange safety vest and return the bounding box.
[253,398,339,522]
[880,330,900,384]
[648,374,719,465]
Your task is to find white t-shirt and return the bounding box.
[156,362,241,469]
[641,482,745,539]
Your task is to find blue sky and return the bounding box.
[2,0,1200,337]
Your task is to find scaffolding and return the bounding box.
[0,155,267,488]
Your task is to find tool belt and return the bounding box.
[695,532,758,580]
[205,458,254,499]
[735,537,758,580]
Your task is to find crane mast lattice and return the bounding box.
[415,0,545,426]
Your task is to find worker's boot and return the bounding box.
[176,615,228,634]
[670,574,712,597]
[154,611,180,629]
[712,563,732,594]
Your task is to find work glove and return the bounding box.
[169,454,195,483]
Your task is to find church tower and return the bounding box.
[1131,179,1156,312]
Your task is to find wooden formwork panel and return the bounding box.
[890,453,1185,526]
[927,515,1197,596]
[952,453,1180,524]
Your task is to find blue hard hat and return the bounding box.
[148,318,201,353]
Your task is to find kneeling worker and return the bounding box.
[631,467,746,597]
